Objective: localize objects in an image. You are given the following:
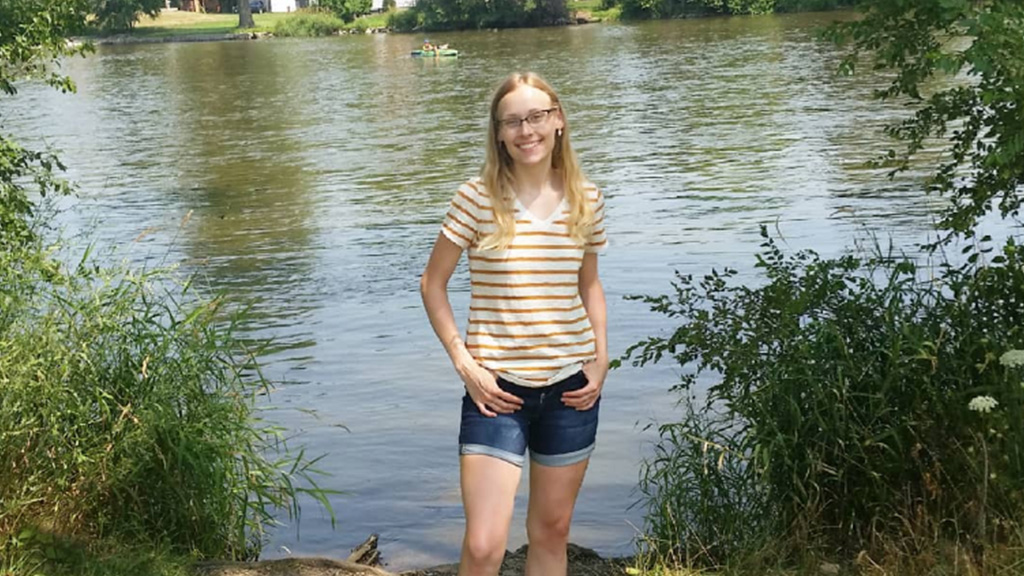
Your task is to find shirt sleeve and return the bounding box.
[585,187,608,254]
[440,181,484,250]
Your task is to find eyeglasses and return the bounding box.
[496,107,559,132]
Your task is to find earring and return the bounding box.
[556,128,563,137]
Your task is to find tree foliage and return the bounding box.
[617,0,855,20]
[91,0,165,33]
[394,0,569,31]
[0,0,91,96]
[0,0,91,250]
[826,0,1024,240]
[318,0,372,23]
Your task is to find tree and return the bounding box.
[0,0,91,249]
[0,0,91,95]
[826,0,1024,240]
[239,0,255,29]
[319,0,372,24]
[91,0,165,33]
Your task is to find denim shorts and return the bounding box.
[458,371,599,468]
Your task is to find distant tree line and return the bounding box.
[389,0,570,31]
[390,0,857,32]
[613,0,857,19]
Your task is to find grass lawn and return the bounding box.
[131,10,289,36]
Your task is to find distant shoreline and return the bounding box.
[77,27,399,46]
[83,32,258,45]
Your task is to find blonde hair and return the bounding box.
[478,72,595,251]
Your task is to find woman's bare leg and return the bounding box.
[458,454,522,576]
[524,458,589,576]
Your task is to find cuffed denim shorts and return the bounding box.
[458,370,599,468]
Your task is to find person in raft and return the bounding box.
[420,71,608,576]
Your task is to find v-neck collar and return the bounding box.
[515,195,566,225]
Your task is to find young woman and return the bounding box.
[420,72,608,576]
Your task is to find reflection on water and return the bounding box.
[3,12,952,569]
[164,43,323,352]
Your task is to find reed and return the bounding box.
[0,238,335,572]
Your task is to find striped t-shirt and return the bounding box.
[440,178,608,388]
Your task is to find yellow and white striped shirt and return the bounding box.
[441,178,608,387]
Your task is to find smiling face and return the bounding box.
[494,84,565,169]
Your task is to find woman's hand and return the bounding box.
[562,359,606,411]
[456,359,523,417]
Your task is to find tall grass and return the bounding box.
[624,230,1024,572]
[0,233,334,571]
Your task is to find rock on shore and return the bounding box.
[196,540,628,576]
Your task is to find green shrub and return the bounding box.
[625,231,1024,567]
[273,10,345,36]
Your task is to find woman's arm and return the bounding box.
[563,252,607,410]
[421,233,522,416]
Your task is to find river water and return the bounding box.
[2,11,950,569]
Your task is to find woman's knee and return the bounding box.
[527,513,572,546]
[463,530,507,567]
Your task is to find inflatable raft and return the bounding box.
[411,49,459,58]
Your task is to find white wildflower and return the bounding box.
[968,395,999,413]
[1000,349,1024,368]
